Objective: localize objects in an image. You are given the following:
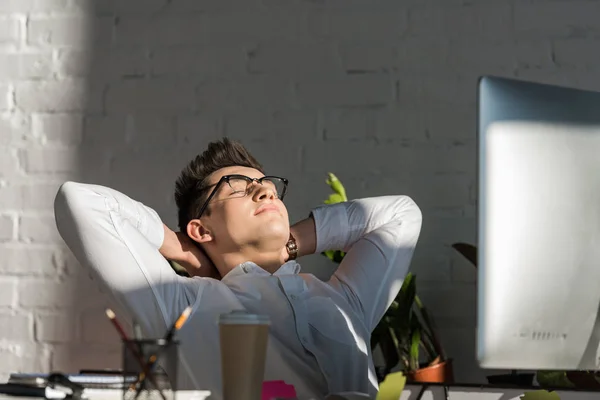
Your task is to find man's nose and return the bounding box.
[253,182,276,200]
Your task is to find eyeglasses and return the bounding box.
[196,174,289,218]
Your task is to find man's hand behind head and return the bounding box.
[177,232,220,279]
[160,224,220,279]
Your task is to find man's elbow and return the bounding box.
[53,181,86,236]
[394,196,423,249]
[54,181,80,215]
[397,195,423,225]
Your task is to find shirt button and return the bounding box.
[301,336,308,343]
[290,295,298,300]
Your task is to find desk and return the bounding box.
[0,385,597,400]
[400,383,600,400]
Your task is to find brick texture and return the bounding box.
[0,0,594,386]
[0,278,17,307]
[0,83,12,110]
[0,17,20,46]
[0,215,15,241]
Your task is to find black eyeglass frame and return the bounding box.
[196,174,289,218]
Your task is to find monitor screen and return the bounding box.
[477,76,600,371]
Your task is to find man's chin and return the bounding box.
[252,229,289,248]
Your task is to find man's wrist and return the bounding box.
[159,224,175,258]
[289,215,316,259]
[159,225,187,264]
[173,231,196,265]
[286,232,299,260]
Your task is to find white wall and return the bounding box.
[1,0,599,385]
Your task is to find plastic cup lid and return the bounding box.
[218,310,270,325]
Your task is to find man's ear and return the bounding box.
[187,219,213,244]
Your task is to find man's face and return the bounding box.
[199,166,290,253]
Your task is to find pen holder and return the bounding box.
[122,339,179,400]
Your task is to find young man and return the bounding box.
[54,138,422,399]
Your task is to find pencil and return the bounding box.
[165,306,193,342]
[106,309,129,340]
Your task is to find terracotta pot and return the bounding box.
[406,359,454,383]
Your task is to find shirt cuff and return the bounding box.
[311,202,350,254]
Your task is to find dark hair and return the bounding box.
[175,138,264,232]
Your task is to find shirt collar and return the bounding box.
[222,260,301,281]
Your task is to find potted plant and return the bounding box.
[371,272,454,383]
[321,173,453,383]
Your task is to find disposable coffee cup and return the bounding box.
[219,311,270,400]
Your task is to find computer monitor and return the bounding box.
[477,76,600,371]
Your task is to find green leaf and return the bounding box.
[396,273,416,318]
[409,325,421,371]
[331,250,345,263]
[322,250,335,261]
[325,172,348,201]
[320,172,348,263]
[414,294,445,360]
[377,371,406,400]
[520,390,561,400]
[321,250,345,264]
[324,193,344,205]
[169,260,190,277]
[419,338,435,362]
[536,370,574,389]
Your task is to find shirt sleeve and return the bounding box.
[54,181,198,336]
[311,195,422,332]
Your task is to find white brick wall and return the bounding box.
[1,0,599,386]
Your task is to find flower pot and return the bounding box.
[406,359,454,384]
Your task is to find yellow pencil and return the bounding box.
[165,306,193,341]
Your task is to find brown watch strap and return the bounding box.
[286,232,299,261]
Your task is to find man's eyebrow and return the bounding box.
[196,181,217,193]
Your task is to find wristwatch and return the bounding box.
[286,232,299,261]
